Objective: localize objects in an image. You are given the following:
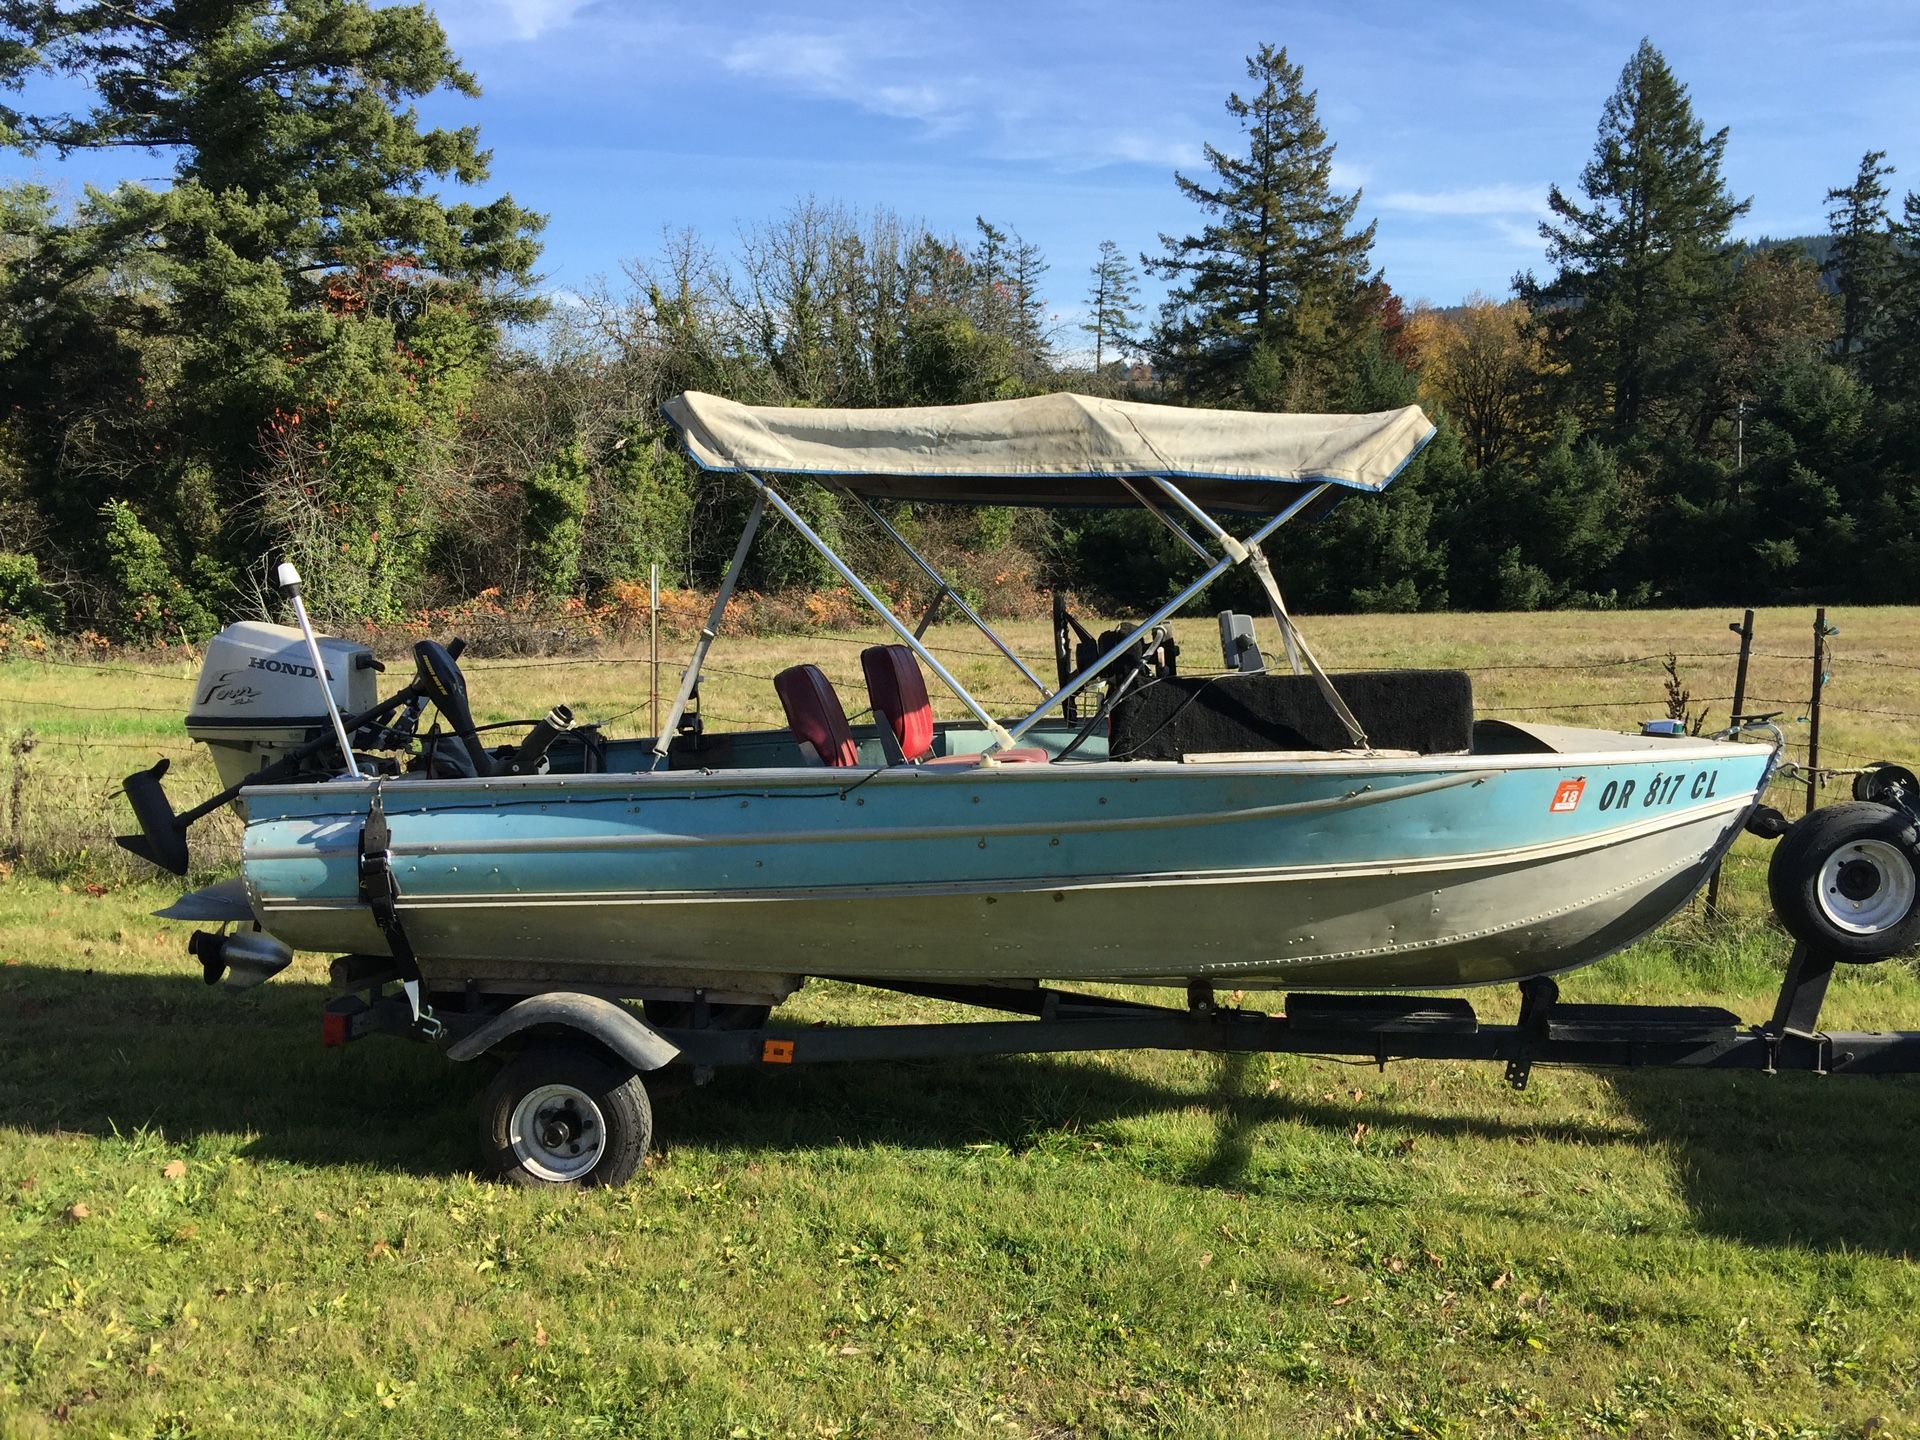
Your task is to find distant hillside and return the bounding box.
[1739,234,1837,291]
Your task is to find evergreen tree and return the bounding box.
[0,0,544,627]
[1006,232,1052,381]
[1871,190,1920,403]
[970,216,1013,340]
[1145,44,1377,407]
[1520,40,1748,442]
[1266,332,1452,612]
[0,1,543,321]
[523,443,590,597]
[588,427,693,592]
[1824,151,1896,363]
[1083,240,1140,371]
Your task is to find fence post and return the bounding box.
[649,562,660,741]
[1704,608,1755,919]
[1805,607,1829,815]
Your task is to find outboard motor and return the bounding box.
[186,621,381,789]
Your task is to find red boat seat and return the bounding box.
[773,664,861,768]
[860,643,936,761]
[860,644,1049,765]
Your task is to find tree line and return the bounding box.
[1,7,1917,644]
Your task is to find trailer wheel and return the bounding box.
[481,1046,652,1188]
[1768,802,1920,962]
[1852,762,1919,810]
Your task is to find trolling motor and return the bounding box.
[118,690,414,875]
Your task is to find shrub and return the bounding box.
[99,500,217,643]
[0,551,59,629]
[524,442,591,597]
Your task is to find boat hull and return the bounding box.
[238,736,1774,992]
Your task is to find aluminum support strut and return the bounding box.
[1003,489,1325,744]
[1246,545,1368,749]
[651,492,766,769]
[1115,478,1214,562]
[1149,478,1248,561]
[1153,478,1367,750]
[845,491,1049,696]
[747,477,1017,751]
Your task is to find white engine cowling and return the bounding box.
[187,621,378,789]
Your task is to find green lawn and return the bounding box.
[4,608,1920,1436]
[6,878,1920,1437]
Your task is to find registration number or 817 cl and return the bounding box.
[1596,770,1720,812]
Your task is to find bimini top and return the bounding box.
[662,390,1436,513]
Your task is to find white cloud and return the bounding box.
[1100,132,1204,170]
[1375,182,1548,217]
[441,0,591,44]
[722,30,969,130]
[1330,159,1371,193]
[1490,215,1549,250]
[716,24,1209,172]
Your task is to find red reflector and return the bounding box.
[321,1010,350,1047]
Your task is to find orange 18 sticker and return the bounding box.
[1550,779,1586,813]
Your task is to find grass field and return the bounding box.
[5,605,1920,1437]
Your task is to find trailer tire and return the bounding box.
[481,1046,652,1189]
[1768,802,1920,962]
[1852,763,1919,810]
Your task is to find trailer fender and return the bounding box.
[445,992,680,1073]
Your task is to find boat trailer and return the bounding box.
[312,932,1920,1187]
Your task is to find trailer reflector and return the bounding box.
[761,1038,795,1064]
[322,1010,350,1047]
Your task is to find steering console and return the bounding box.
[412,639,495,777]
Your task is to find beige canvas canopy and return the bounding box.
[662,391,1435,513]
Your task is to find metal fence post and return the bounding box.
[649,562,660,741]
[1806,607,1828,815]
[1704,608,1755,918]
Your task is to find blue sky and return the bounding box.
[11,0,1918,336]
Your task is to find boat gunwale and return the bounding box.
[240,736,1774,807]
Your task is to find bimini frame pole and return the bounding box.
[650,492,767,770]
[843,490,1049,697]
[1003,487,1329,746]
[747,476,1018,751]
[1151,477,1367,749]
[1114,478,1214,562]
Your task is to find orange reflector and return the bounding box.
[321,1011,349,1047]
[761,1038,795,1064]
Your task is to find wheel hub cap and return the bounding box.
[1817,839,1917,935]
[1836,858,1882,903]
[509,1083,607,1183]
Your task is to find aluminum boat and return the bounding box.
[123,391,1779,1015]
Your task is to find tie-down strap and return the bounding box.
[357,784,439,1034]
